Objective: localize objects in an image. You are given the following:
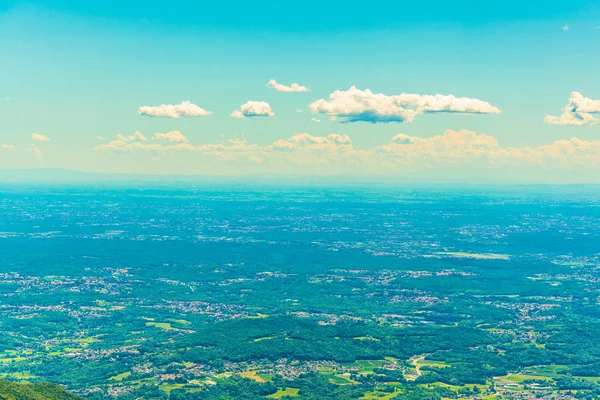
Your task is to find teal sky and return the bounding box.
[1,1,600,181]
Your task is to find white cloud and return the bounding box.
[95,131,193,152]
[94,131,351,158]
[544,92,600,126]
[117,131,147,142]
[152,131,189,143]
[31,145,42,161]
[311,118,321,123]
[272,133,352,153]
[95,136,105,141]
[32,133,50,141]
[230,101,274,118]
[562,25,569,31]
[138,101,212,118]
[375,130,504,163]
[95,139,194,153]
[375,130,600,169]
[309,86,501,123]
[3,144,15,150]
[267,79,309,93]
[296,109,304,113]
[93,129,600,174]
[530,137,600,166]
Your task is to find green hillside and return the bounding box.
[0,379,82,400]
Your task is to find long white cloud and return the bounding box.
[267,79,309,92]
[544,92,600,126]
[230,101,274,118]
[309,86,501,123]
[3,144,15,150]
[138,101,212,118]
[95,132,350,156]
[93,129,600,172]
[95,131,193,151]
[375,130,600,169]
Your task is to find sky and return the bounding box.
[1,0,600,182]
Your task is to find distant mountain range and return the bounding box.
[1,168,599,186]
[0,168,421,185]
[0,168,182,183]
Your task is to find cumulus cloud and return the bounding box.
[309,86,501,123]
[94,131,353,161]
[152,131,189,143]
[230,101,274,118]
[375,129,600,169]
[117,131,148,142]
[138,101,212,118]
[32,133,50,141]
[3,144,15,150]
[531,137,600,166]
[272,133,352,153]
[267,79,309,92]
[93,129,600,174]
[95,131,193,151]
[544,92,600,126]
[375,130,505,166]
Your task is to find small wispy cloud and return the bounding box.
[2,144,15,150]
[311,118,321,123]
[562,25,569,31]
[32,133,50,141]
[31,145,43,161]
[267,79,309,93]
[231,101,274,118]
[138,101,212,118]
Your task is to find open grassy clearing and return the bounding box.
[109,372,131,381]
[168,319,191,325]
[419,359,450,368]
[496,373,553,383]
[145,322,182,331]
[267,387,300,398]
[521,365,568,378]
[159,383,185,394]
[327,374,358,385]
[253,336,276,342]
[239,371,266,382]
[0,357,27,363]
[359,389,401,399]
[354,336,381,342]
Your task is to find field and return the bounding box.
[0,185,599,399]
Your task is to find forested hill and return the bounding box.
[0,379,82,400]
